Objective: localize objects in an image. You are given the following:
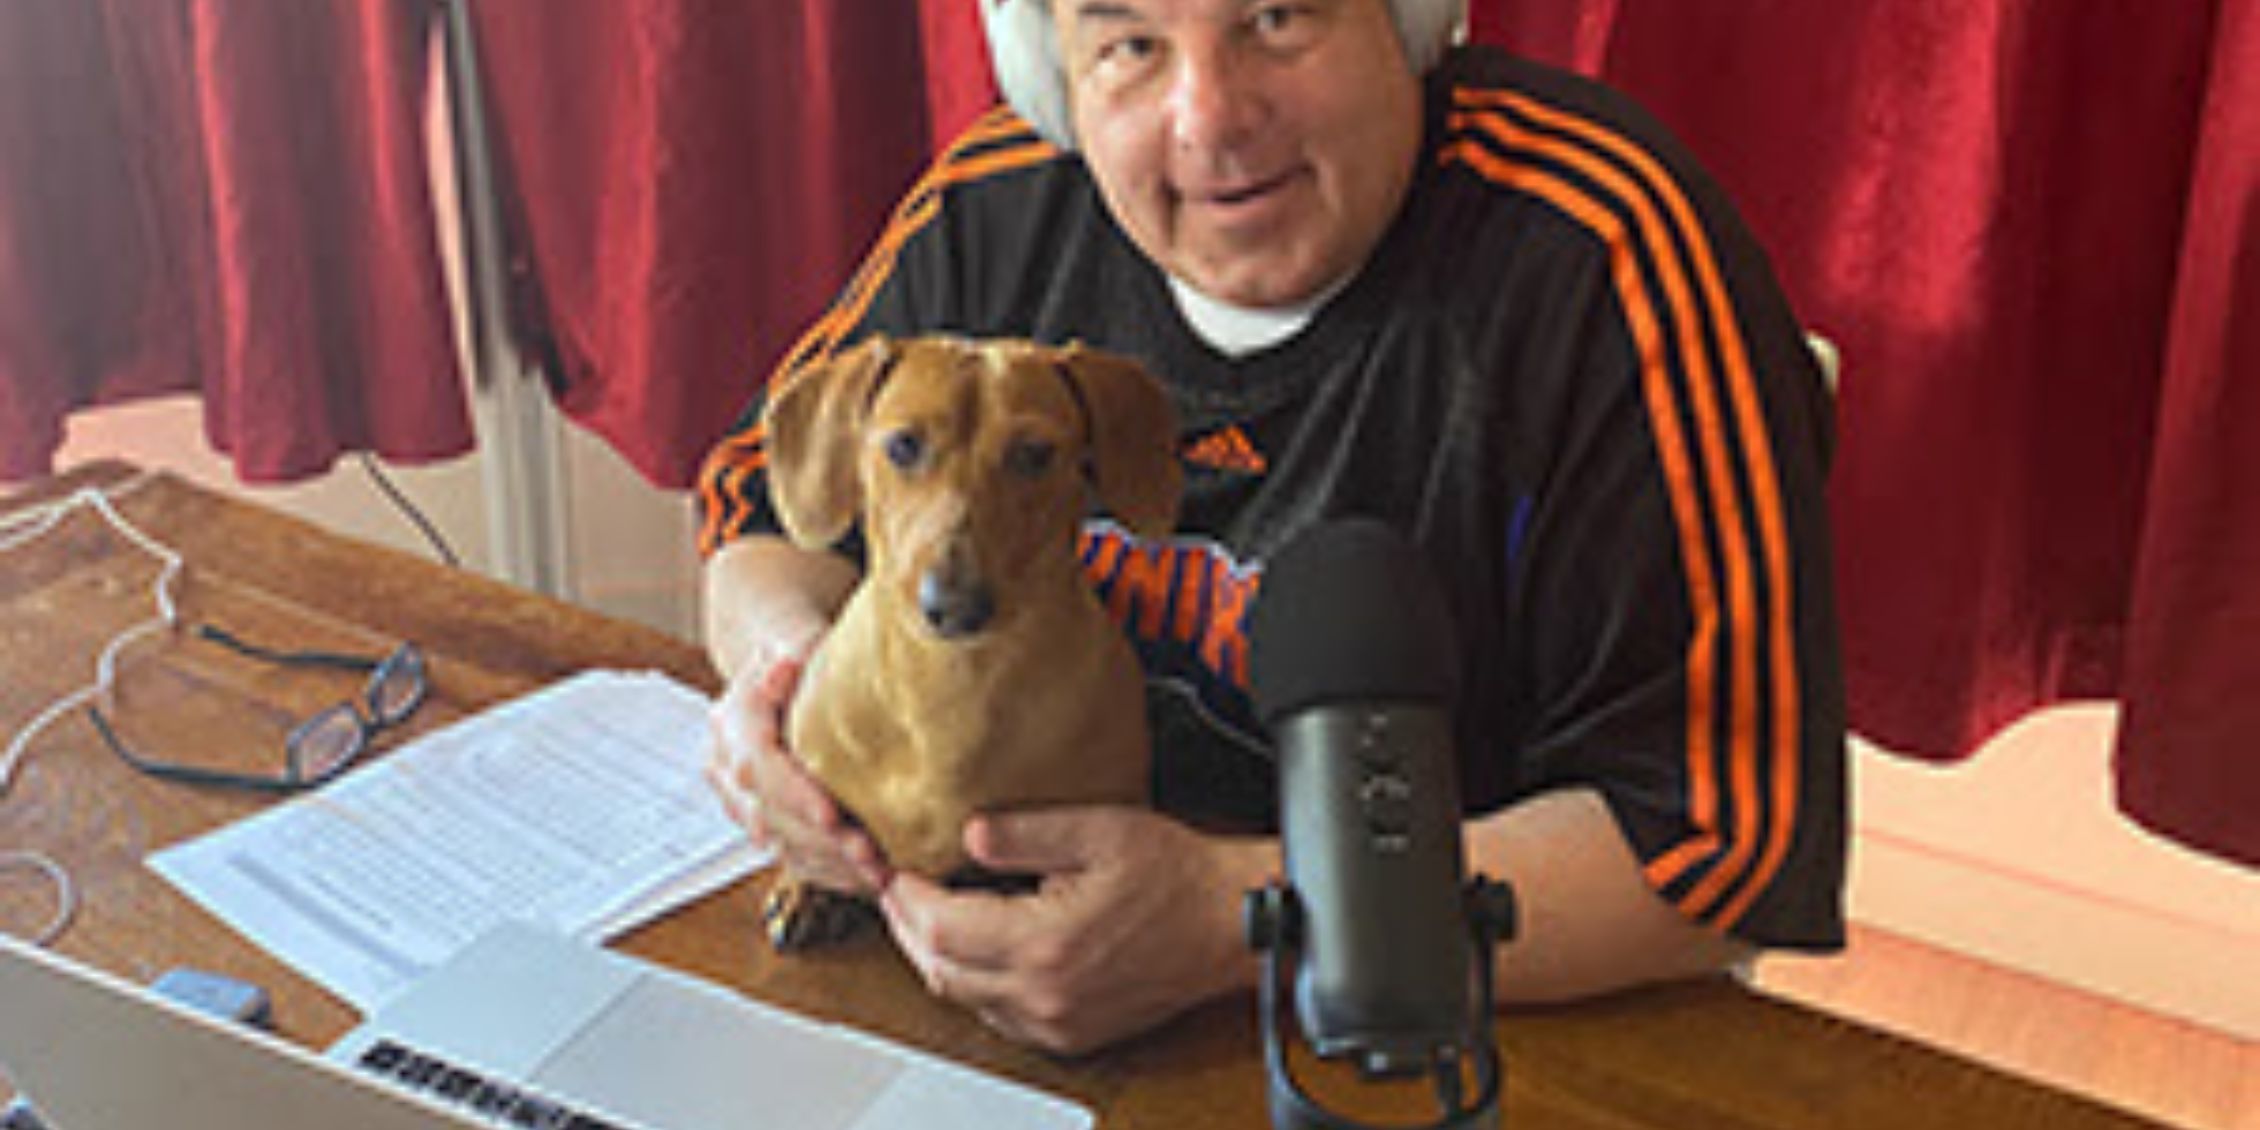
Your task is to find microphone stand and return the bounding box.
[1246,877,1517,1130]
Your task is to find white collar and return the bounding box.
[1166,273,1349,358]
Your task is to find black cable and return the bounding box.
[356,453,462,569]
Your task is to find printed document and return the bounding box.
[152,669,768,1011]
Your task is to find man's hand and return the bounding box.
[704,633,890,896]
[880,807,1276,1055]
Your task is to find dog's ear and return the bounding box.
[1058,343,1182,537]
[761,336,897,548]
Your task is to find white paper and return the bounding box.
[151,669,771,1011]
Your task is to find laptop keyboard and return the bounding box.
[354,1039,632,1129]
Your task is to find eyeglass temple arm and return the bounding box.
[195,623,383,672]
[84,706,307,795]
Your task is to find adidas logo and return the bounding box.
[1182,426,1267,475]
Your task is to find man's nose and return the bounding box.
[1167,45,1260,151]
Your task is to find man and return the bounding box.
[697,0,1846,1055]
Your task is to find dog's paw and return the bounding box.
[761,881,879,952]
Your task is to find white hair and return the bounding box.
[980,0,1466,149]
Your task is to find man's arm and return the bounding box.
[880,780,1748,1056]
[702,535,858,680]
[1470,787,1753,1002]
[702,535,893,895]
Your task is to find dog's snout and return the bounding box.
[918,572,996,638]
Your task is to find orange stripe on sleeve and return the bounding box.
[695,125,1058,556]
[1439,135,1730,900]
[1496,91,1802,930]
[695,421,767,556]
[1642,834,1720,890]
[1454,88,1804,930]
[786,137,1053,375]
[1454,104,1759,892]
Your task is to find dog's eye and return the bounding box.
[883,429,924,470]
[1003,440,1056,479]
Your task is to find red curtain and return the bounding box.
[2116,0,2260,864]
[0,0,468,484]
[463,1,941,489]
[1471,0,2259,865]
[917,0,996,148]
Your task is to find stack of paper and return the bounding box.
[152,670,769,1012]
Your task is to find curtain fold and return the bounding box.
[917,0,995,147]
[464,0,939,489]
[2117,0,2260,865]
[0,0,467,484]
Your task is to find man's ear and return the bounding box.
[760,336,897,548]
[1058,343,1182,537]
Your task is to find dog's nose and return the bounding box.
[919,573,996,638]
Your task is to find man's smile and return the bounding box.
[1177,168,1306,222]
[1201,173,1289,204]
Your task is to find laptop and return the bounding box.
[0,922,1091,1130]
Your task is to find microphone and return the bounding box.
[1245,518,1512,1129]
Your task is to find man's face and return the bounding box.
[1054,0,1424,308]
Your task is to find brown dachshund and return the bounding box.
[758,335,1182,949]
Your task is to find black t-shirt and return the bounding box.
[698,47,1847,950]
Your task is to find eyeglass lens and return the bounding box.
[367,648,426,724]
[286,646,426,784]
[290,704,368,782]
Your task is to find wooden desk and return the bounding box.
[0,462,2168,1130]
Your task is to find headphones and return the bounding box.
[980,0,1465,150]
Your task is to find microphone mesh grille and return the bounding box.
[1247,518,1459,728]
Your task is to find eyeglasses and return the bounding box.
[87,622,428,794]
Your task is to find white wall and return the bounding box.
[35,395,703,644]
[1847,709,2260,1039]
[35,396,491,569]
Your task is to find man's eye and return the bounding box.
[884,430,924,469]
[1248,3,1320,47]
[1088,32,1162,85]
[1097,34,1159,65]
[1004,440,1057,479]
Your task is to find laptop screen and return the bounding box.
[0,933,483,1130]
